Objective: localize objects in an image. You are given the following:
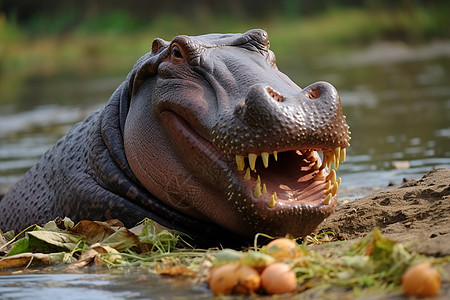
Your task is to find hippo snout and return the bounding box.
[222,81,347,155]
[236,84,284,127]
[241,81,340,117]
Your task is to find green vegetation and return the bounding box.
[1,218,448,297]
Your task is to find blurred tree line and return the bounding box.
[1,0,448,36]
[0,0,448,103]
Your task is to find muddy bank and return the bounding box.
[317,168,450,256]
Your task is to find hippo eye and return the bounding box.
[171,45,183,59]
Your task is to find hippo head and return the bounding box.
[123,29,350,239]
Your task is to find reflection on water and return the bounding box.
[0,271,212,300]
[0,77,122,192]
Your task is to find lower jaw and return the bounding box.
[222,150,344,237]
[227,190,338,238]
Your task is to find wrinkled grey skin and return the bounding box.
[0,29,350,246]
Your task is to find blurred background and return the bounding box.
[0,0,449,199]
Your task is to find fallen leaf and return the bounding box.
[0,252,75,269]
[157,265,197,276]
[27,230,82,252]
[69,220,116,245]
[65,249,102,270]
[7,236,30,256]
[103,219,124,227]
[91,243,122,263]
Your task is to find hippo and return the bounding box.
[0,29,350,246]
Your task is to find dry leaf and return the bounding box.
[69,220,116,245]
[0,252,75,269]
[157,265,197,276]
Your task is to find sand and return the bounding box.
[318,168,450,256]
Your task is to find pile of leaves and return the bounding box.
[0,218,206,273]
[0,218,448,297]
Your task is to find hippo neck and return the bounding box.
[101,82,137,182]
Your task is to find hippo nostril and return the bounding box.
[307,87,321,100]
[266,87,284,102]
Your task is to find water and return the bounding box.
[0,41,449,297]
[0,271,211,299]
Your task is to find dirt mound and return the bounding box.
[318,168,450,256]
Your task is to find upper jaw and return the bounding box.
[211,81,351,157]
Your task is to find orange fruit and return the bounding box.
[261,262,297,294]
[265,238,302,259]
[208,264,261,295]
[402,262,441,297]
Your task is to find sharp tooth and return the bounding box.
[328,151,333,169]
[330,183,338,196]
[321,151,331,169]
[333,147,340,169]
[340,148,346,163]
[244,168,251,180]
[248,153,257,170]
[254,182,262,198]
[323,193,332,205]
[324,181,332,190]
[337,177,342,187]
[326,169,336,182]
[257,175,261,184]
[334,147,341,163]
[314,169,326,181]
[261,152,269,168]
[273,151,278,161]
[268,192,277,208]
[263,183,267,194]
[328,151,333,168]
[235,155,245,171]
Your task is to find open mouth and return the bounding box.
[162,110,346,208]
[159,107,348,237]
[231,148,346,210]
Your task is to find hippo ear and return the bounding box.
[128,44,169,97]
[152,38,169,54]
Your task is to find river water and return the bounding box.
[0,41,449,297]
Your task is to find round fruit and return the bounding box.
[265,238,302,259]
[402,262,441,297]
[208,264,261,296]
[261,262,297,294]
